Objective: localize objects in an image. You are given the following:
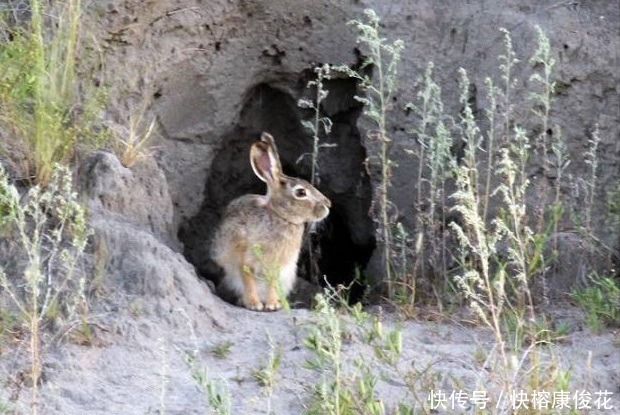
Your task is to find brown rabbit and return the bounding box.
[212,132,331,311]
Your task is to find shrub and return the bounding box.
[0,163,91,415]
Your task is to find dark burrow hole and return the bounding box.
[178,78,376,306]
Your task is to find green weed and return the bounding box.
[298,63,337,285]
[251,338,282,389]
[304,288,414,415]
[337,9,405,297]
[404,61,455,305]
[0,0,106,184]
[180,309,232,415]
[252,335,282,415]
[572,273,620,332]
[210,340,234,359]
[298,63,337,186]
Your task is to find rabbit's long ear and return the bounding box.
[250,132,282,183]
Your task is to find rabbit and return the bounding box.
[212,132,331,311]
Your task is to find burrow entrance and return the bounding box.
[178,75,375,304]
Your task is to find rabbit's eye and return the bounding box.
[294,187,307,198]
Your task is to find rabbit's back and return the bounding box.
[214,194,303,248]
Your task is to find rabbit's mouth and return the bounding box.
[313,202,330,221]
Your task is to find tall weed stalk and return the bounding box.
[584,124,601,233]
[298,64,335,187]
[298,64,336,285]
[528,25,563,279]
[0,163,90,415]
[340,9,404,297]
[405,62,454,306]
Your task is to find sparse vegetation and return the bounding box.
[187,5,599,411]
[404,61,454,309]
[252,335,283,415]
[298,63,336,187]
[298,64,337,285]
[251,336,282,390]
[0,163,91,415]
[303,292,348,415]
[572,273,620,332]
[210,340,234,359]
[181,310,232,415]
[606,182,620,232]
[309,10,617,414]
[0,0,107,184]
[337,9,405,298]
[304,289,416,415]
[188,362,232,415]
[185,352,232,415]
[115,94,157,168]
[584,124,601,233]
[0,4,617,415]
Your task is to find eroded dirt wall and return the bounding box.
[88,0,620,288]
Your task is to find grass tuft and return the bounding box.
[0,0,106,184]
[572,273,620,332]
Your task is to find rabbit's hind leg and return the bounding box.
[241,265,264,311]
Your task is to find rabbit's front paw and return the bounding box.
[242,294,264,311]
[265,289,282,311]
[264,299,282,311]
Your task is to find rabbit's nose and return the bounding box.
[325,197,332,208]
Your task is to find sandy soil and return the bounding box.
[1,299,617,415]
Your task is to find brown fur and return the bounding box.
[211,133,331,311]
